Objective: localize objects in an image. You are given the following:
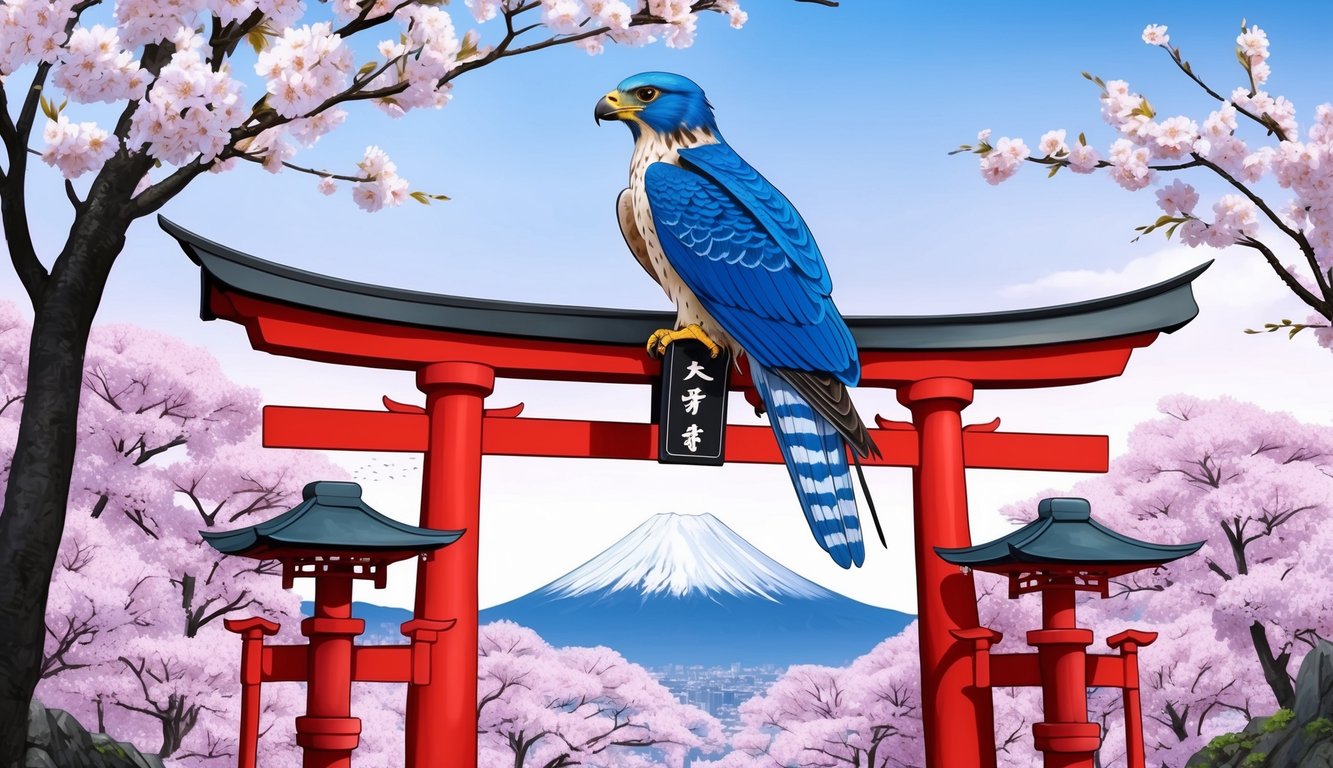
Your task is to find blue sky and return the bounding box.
[5,2,1333,610]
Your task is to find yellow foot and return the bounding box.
[646,324,722,359]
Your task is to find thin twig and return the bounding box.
[1155,43,1288,142]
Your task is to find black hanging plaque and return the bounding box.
[657,340,730,466]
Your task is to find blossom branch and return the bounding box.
[1189,151,1332,308]
[206,149,385,194]
[1153,43,1288,142]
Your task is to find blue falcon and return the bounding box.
[595,72,882,569]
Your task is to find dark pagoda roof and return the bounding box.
[160,217,1210,351]
[202,481,461,559]
[935,497,1202,570]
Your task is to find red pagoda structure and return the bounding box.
[164,216,1211,768]
[203,480,461,768]
[937,497,1203,768]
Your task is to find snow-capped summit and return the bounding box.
[544,512,833,602]
[482,512,912,667]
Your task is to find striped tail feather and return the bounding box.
[750,363,865,569]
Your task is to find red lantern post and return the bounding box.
[938,497,1201,768]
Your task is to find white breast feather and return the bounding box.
[627,129,737,354]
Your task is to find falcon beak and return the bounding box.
[595,90,639,125]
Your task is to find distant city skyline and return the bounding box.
[4,3,1332,614]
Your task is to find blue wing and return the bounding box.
[644,143,859,385]
[644,143,865,568]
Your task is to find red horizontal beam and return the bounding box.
[1085,653,1128,688]
[255,644,414,684]
[352,645,411,683]
[262,645,308,683]
[263,407,1107,473]
[988,653,1041,688]
[214,292,1159,389]
[972,652,1129,690]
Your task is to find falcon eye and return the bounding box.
[635,87,659,102]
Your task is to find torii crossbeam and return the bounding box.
[162,215,1208,768]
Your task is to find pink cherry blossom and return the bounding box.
[1038,129,1067,157]
[1152,115,1197,157]
[979,152,1020,185]
[41,115,118,178]
[1141,24,1168,46]
[53,25,147,103]
[256,23,353,119]
[1066,142,1101,173]
[1155,178,1199,216]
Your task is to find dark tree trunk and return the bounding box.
[0,150,147,768]
[1250,621,1295,709]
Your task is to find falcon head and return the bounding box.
[594,72,718,139]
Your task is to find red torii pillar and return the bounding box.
[165,216,1207,768]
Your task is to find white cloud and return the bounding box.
[1000,244,1293,311]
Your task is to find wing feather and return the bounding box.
[644,159,859,383]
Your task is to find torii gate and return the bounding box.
[162,216,1209,768]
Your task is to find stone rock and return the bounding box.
[25,699,52,753]
[1301,741,1333,767]
[24,699,165,768]
[23,750,57,768]
[1296,642,1333,725]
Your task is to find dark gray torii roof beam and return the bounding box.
[159,216,1210,352]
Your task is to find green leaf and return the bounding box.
[39,95,59,121]
[357,60,379,77]
[1244,328,1260,334]
[1078,132,1087,146]
[1081,72,1107,92]
[1047,164,1061,178]
[456,34,479,61]
[410,190,451,204]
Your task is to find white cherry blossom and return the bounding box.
[1142,24,1169,46]
[41,115,118,178]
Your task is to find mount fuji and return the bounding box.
[478,512,913,667]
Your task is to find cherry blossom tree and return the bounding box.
[953,20,1333,347]
[699,396,1331,768]
[477,620,724,768]
[694,626,924,768]
[991,395,1331,763]
[0,0,841,759]
[0,302,344,761]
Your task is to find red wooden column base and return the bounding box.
[407,361,494,768]
[898,377,995,768]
